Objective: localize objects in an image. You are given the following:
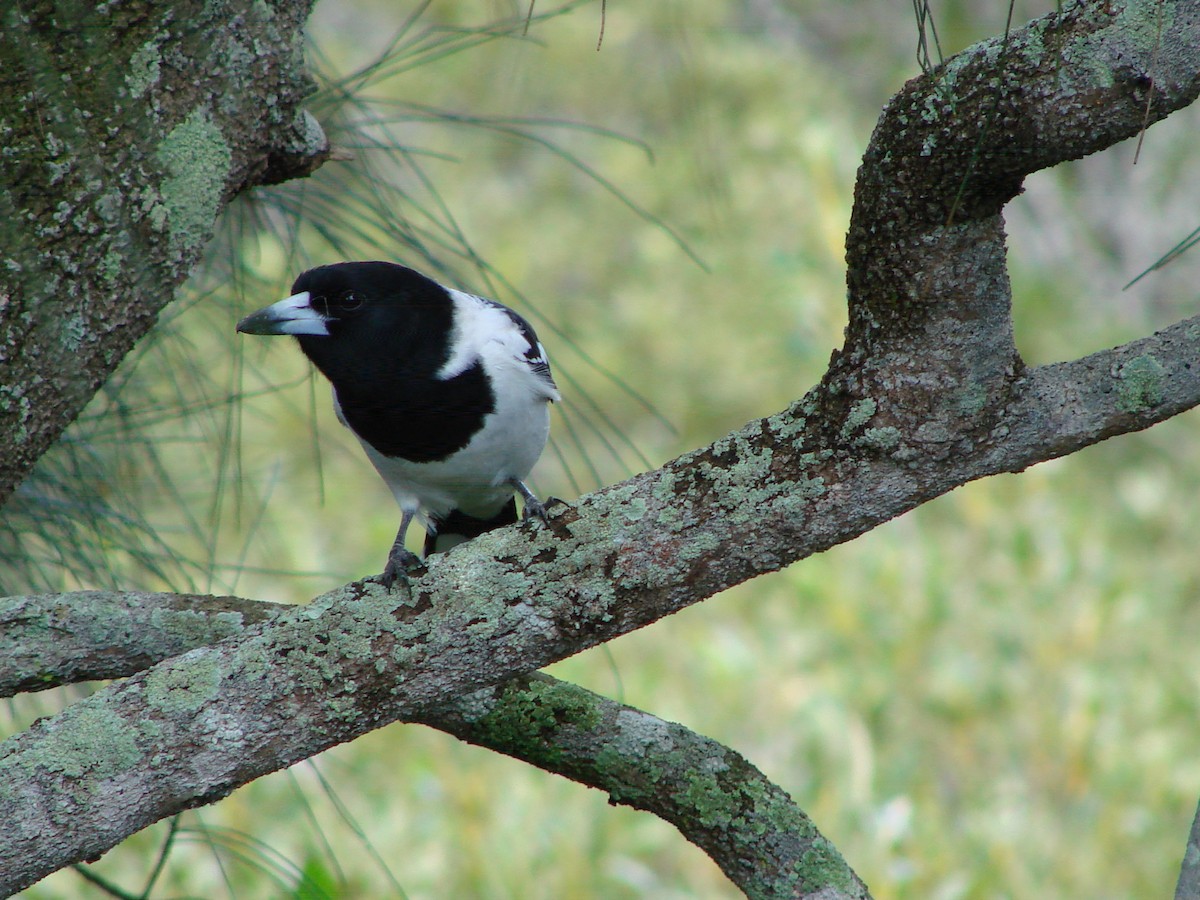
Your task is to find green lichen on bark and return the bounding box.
[144,651,224,715]
[0,702,139,794]
[841,397,877,437]
[1116,353,1167,412]
[471,678,605,765]
[155,110,233,256]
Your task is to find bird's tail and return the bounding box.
[425,498,519,556]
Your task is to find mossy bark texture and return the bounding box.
[0,0,327,509]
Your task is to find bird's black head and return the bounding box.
[238,261,457,387]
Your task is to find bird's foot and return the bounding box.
[511,478,561,523]
[368,548,424,589]
[521,495,548,521]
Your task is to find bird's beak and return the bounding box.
[236,291,330,337]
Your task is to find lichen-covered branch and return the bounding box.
[830,0,1200,454]
[3,300,1199,892]
[423,675,870,900]
[0,0,328,509]
[0,591,870,899]
[986,315,1200,471]
[0,591,279,698]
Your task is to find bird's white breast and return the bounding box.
[334,289,556,524]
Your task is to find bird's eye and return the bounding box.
[335,291,364,313]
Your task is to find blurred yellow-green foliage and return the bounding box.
[10,1,1200,897]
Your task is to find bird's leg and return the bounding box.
[509,478,550,521]
[370,510,422,588]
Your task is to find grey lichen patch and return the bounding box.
[1013,18,1047,68]
[94,190,123,224]
[702,431,777,512]
[144,650,223,715]
[1063,1,1176,96]
[280,601,396,701]
[915,420,952,443]
[251,0,278,22]
[154,109,232,256]
[652,470,679,503]
[773,476,828,523]
[149,606,242,645]
[1116,353,1167,412]
[677,531,721,562]
[58,313,86,352]
[441,547,534,613]
[202,711,253,763]
[5,702,139,783]
[1062,31,1119,90]
[840,398,877,439]
[127,35,166,98]
[4,374,45,443]
[956,380,988,417]
[769,409,807,443]
[287,109,328,158]
[611,707,672,755]
[560,482,649,570]
[1116,0,1178,57]
[137,718,164,745]
[920,84,954,124]
[320,694,359,723]
[692,427,831,533]
[593,708,675,801]
[860,426,902,452]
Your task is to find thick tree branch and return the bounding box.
[423,675,870,900]
[3,0,1199,894]
[0,591,277,698]
[988,314,1200,470]
[0,591,870,900]
[3,302,1199,893]
[0,0,328,509]
[832,0,1200,445]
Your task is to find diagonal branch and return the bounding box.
[0,591,278,698]
[0,590,870,900]
[3,306,1199,893]
[425,675,870,900]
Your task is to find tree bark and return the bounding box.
[0,590,870,900]
[0,0,328,509]
[2,0,1199,896]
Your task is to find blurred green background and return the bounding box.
[6,1,1200,897]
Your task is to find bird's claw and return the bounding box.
[369,548,424,589]
[521,496,548,521]
[520,494,564,526]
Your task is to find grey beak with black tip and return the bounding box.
[236,291,330,337]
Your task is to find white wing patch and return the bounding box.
[438,289,559,402]
[436,289,506,380]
